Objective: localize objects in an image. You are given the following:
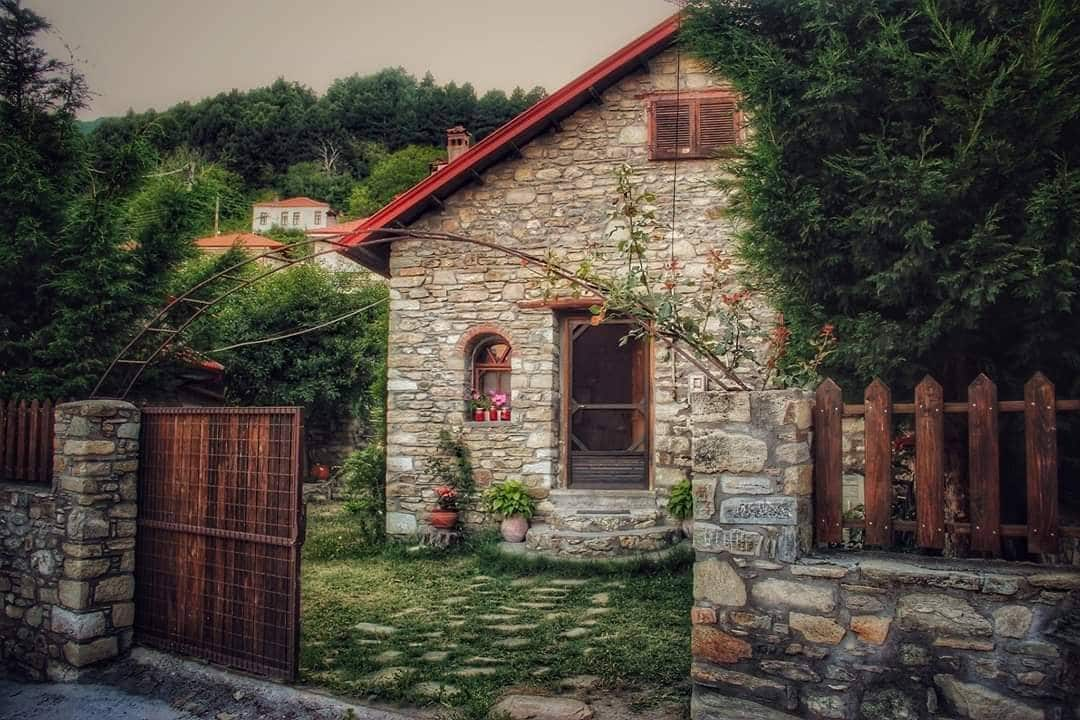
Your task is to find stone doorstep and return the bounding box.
[548,509,663,533]
[547,489,662,513]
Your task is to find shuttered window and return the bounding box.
[649,94,740,160]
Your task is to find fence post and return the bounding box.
[49,400,140,679]
[968,374,1001,555]
[1024,373,1058,554]
[914,376,945,550]
[863,379,892,547]
[814,379,843,545]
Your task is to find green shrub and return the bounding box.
[667,478,694,521]
[482,479,536,519]
[341,444,386,546]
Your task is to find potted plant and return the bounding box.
[430,485,460,529]
[468,389,490,422]
[488,392,507,421]
[668,478,694,537]
[482,479,536,542]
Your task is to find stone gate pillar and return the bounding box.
[49,399,140,679]
[688,389,814,718]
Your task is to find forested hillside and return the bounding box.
[88,69,546,215]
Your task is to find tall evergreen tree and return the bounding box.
[683,0,1080,397]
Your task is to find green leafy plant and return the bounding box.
[482,480,536,519]
[667,478,694,521]
[341,444,386,546]
[426,431,475,507]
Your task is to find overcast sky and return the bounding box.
[30,0,677,119]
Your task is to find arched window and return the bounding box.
[472,337,512,406]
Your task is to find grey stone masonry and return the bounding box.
[690,389,1080,720]
[383,48,773,537]
[0,400,139,681]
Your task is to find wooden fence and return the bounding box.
[814,373,1079,556]
[0,399,56,484]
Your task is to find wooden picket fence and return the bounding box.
[0,399,56,485]
[814,373,1079,556]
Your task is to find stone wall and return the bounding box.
[0,400,139,680]
[384,48,772,535]
[690,389,1080,720]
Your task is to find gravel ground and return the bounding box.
[1,648,421,720]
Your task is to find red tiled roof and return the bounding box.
[194,232,286,250]
[253,196,330,208]
[338,13,681,274]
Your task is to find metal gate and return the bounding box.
[135,407,304,681]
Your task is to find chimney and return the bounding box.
[446,126,471,163]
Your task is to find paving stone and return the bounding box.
[421,631,444,639]
[473,575,495,582]
[448,620,467,628]
[490,623,539,633]
[374,650,404,664]
[466,656,502,664]
[580,620,599,627]
[494,637,531,648]
[491,694,594,720]
[445,596,470,605]
[479,613,520,622]
[391,607,425,619]
[353,622,396,637]
[550,579,589,586]
[414,681,460,700]
[519,602,557,609]
[452,666,498,677]
[590,593,610,605]
[420,650,450,663]
[532,667,553,677]
[545,612,569,621]
[510,578,538,587]
[585,607,612,617]
[498,605,524,613]
[561,627,591,639]
[365,666,413,688]
[559,675,603,691]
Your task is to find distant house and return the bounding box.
[195,232,286,257]
[251,197,333,233]
[305,218,369,273]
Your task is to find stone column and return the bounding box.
[49,399,139,679]
[688,389,814,718]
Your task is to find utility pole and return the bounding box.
[214,195,220,235]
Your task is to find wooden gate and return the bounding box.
[135,407,304,681]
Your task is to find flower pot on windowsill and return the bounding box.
[430,510,459,529]
[488,409,499,421]
[501,409,511,421]
[500,514,529,543]
[473,409,485,422]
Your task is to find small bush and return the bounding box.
[341,444,386,546]
[667,478,694,521]
[482,479,536,519]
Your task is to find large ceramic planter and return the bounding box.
[500,514,529,543]
[430,510,459,529]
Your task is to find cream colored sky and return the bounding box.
[31,0,677,118]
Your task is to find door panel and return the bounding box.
[564,318,650,489]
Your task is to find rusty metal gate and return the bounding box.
[136,407,304,681]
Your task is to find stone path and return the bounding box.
[326,572,625,707]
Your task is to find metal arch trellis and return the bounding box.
[92,228,750,401]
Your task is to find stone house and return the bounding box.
[339,14,764,556]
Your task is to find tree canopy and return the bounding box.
[683,0,1080,397]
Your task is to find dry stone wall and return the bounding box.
[690,389,1080,720]
[0,400,139,680]
[384,48,772,535]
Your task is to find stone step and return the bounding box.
[549,509,664,533]
[525,523,683,558]
[547,489,662,513]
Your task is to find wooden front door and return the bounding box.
[562,317,651,489]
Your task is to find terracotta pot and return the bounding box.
[310,463,330,481]
[501,409,511,421]
[488,409,499,421]
[500,515,529,543]
[473,409,485,422]
[430,510,459,529]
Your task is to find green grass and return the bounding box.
[300,504,692,719]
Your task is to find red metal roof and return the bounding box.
[339,13,681,265]
[254,196,330,209]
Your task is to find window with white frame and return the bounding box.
[259,212,269,226]
[314,211,322,225]
[280,211,288,226]
[292,212,301,226]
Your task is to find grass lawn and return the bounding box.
[300,504,693,719]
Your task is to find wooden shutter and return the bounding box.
[651,100,692,159]
[698,98,738,151]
